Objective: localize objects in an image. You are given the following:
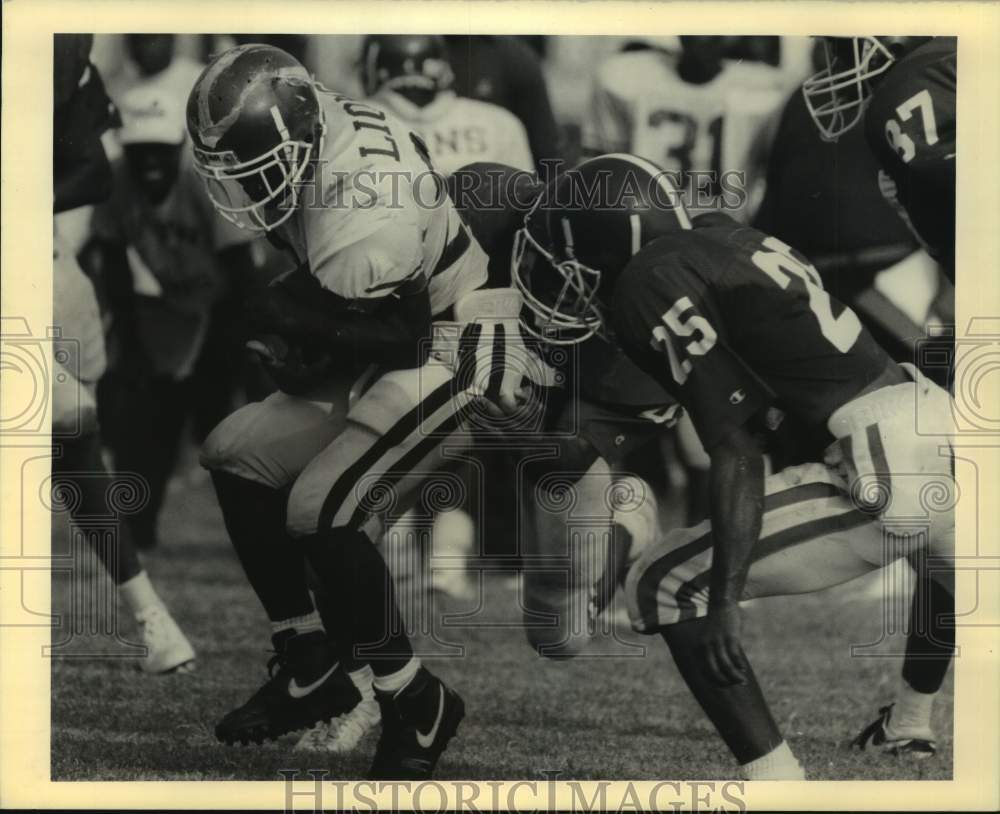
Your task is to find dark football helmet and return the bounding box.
[186,43,325,231]
[359,34,454,106]
[512,153,692,345]
[802,36,931,141]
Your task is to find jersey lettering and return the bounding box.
[649,296,718,385]
[750,236,862,353]
[884,88,938,164]
[645,110,724,193]
[342,101,401,161]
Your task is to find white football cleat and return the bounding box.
[851,704,937,759]
[295,694,381,753]
[136,605,196,674]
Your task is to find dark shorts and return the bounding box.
[551,396,677,471]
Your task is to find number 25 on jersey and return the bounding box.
[650,297,718,385]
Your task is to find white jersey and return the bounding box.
[274,90,488,316]
[584,50,786,219]
[368,89,534,176]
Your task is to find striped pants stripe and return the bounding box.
[625,463,888,632]
[286,320,522,539]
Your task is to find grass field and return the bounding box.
[51,459,952,782]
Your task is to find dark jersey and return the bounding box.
[864,37,956,277]
[611,216,893,451]
[449,161,677,413]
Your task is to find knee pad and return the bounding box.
[200,408,263,477]
[200,404,290,488]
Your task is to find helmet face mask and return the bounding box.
[802,36,896,142]
[513,153,691,346]
[511,197,606,346]
[191,114,324,232]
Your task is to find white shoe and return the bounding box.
[137,605,196,674]
[295,694,381,753]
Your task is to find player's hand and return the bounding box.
[700,601,748,686]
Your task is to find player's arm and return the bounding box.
[611,259,771,685]
[702,421,766,686]
[250,273,432,370]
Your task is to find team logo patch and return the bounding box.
[729,389,746,405]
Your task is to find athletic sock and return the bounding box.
[372,656,421,695]
[349,664,375,697]
[271,610,324,638]
[118,571,162,618]
[886,683,936,737]
[740,741,805,780]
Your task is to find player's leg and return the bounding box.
[108,370,190,548]
[287,363,474,778]
[201,380,362,744]
[675,412,712,523]
[521,444,615,659]
[626,463,887,779]
[827,368,955,757]
[519,397,663,658]
[52,371,194,673]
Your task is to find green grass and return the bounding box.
[51,465,952,781]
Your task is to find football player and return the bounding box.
[361,35,534,176]
[513,154,955,778]
[86,85,255,550]
[803,35,957,755]
[584,36,786,219]
[803,36,956,281]
[449,160,684,658]
[53,34,195,673]
[186,44,551,778]
[459,151,699,653]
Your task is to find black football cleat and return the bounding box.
[215,630,361,745]
[851,703,937,759]
[368,668,465,780]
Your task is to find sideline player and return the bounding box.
[512,154,955,778]
[584,36,785,219]
[53,33,195,673]
[361,35,534,176]
[187,44,551,778]
[86,85,255,549]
